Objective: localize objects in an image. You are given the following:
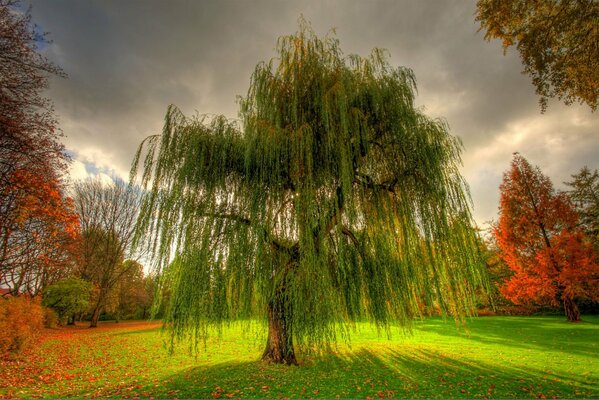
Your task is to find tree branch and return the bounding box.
[202,212,299,256]
[354,172,397,193]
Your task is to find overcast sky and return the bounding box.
[28,0,599,230]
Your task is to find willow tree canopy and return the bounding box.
[132,22,486,364]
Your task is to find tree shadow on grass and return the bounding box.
[412,316,599,358]
[157,347,598,399]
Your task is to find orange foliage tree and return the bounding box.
[0,168,79,295]
[493,154,599,321]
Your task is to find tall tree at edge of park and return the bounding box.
[0,0,79,295]
[494,153,599,321]
[73,178,141,328]
[476,0,599,112]
[565,167,599,248]
[131,21,488,365]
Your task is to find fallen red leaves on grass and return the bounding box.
[0,321,160,398]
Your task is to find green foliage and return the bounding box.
[146,272,170,320]
[476,0,599,112]
[476,237,511,311]
[42,277,92,324]
[565,166,599,247]
[132,22,487,352]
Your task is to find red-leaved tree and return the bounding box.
[494,154,599,321]
[0,167,79,295]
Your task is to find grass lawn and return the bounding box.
[0,315,597,398]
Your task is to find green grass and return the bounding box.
[1,316,598,398]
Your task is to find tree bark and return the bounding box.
[563,297,581,322]
[89,305,101,327]
[262,295,297,365]
[89,288,108,327]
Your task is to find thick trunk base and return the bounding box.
[261,301,297,365]
[564,298,581,322]
[262,341,298,365]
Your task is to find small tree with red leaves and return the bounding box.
[494,154,599,321]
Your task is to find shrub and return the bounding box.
[495,304,539,316]
[477,309,497,316]
[42,276,92,325]
[0,296,44,357]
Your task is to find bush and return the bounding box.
[477,308,497,316]
[42,276,92,325]
[494,304,539,316]
[0,296,44,357]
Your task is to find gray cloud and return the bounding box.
[28,0,599,228]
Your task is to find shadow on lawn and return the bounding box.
[159,347,598,398]
[414,316,599,358]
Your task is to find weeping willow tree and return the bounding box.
[132,22,487,365]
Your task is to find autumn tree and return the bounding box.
[111,260,151,321]
[0,0,66,182]
[132,24,487,364]
[0,168,79,295]
[494,154,599,321]
[476,0,599,112]
[565,167,599,247]
[42,276,92,325]
[0,0,76,294]
[73,178,141,327]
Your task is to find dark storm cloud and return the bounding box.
[28,0,599,226]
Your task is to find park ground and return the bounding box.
[0,316,597,398]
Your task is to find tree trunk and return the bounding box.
[262,296,297,365]
[563,297,581,322]
[89,305,101,327]
[89,289,107,328]
[67,315,75,325]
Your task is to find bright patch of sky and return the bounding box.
[67,152,119,186]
